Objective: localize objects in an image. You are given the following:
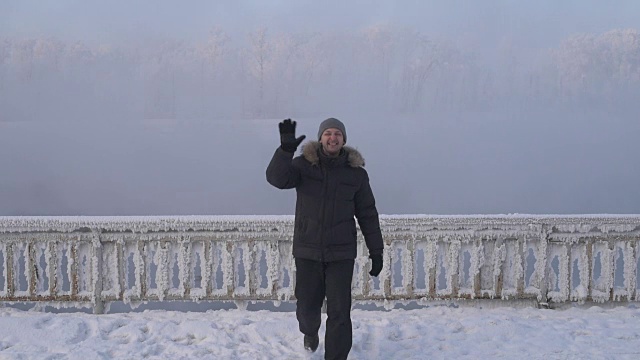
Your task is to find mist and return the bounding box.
[1,1,640,215]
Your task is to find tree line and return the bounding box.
[1,26,638,122]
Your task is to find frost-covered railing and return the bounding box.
[1,215,640,313]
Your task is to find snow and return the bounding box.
[1,304,640,358]
[1,214,640,234]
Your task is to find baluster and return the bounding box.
[115,239,124,301]
[382,239,392,299]
[560,242,570,302]
[403,239,414,297]
[224,241,234,299]
[70,241,79,298]
[268,240,279,299]
[137,240,147,300]
[493,238,505,299]
[211,241,223,296]
[633,239,639,301]
[448,239,460,298]
[538,233,549,304]
[472,239,483,299]
[154,240,170,301]
[180,237,192,298]
[247,240,256,298]
[622,240,635,301]
[203,240,212,298]
[606,240,615,301]
[27,241,37,298]
[91,231,104,314]
[47,241,57,297]
[426,239,437,298]
[5,242,14,298]
[586,239,594,302]
[516,237,525,298]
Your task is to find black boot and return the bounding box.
[304,334,319,352]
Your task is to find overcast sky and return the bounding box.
[2,0,640,45]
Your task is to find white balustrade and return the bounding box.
[1,215,639,313]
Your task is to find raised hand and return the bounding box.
[279,119,306,153]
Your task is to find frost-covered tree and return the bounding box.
[361,24,395,96]
[196,27,229,116]
[246,27,274,116]
[554,28,640,105]
[597,29,640,99]
[141,40,192,119]
[393,31,444,112]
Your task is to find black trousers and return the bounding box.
[295,258,355,360]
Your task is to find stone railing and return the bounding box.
[1,215,639,313]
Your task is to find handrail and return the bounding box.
[1,215,639,313]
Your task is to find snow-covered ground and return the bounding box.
[1,304,640,359]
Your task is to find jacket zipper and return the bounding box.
[318,164,329,262]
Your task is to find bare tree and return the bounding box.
[247,27,274,117]
[198,27,229,117]
[554,29,640,105]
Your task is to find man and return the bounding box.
[266,117,384,360]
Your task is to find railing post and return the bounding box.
[158,240,170,301]
[5,242,14,298]
[269,240,279,298]
[115,238,125,300]
[247,240,256,298]
[48,241,58,297]
[204,240,212,298]
[473,239,482,299]
[564,242,572,302]
[622,240,635,301]
[383,238,392,299]
[405,239,415,297]
[180,236,192,298]
[427,239,437,298]
[632,240,639,301]
[70,242,79,298]
[608,240,615,302]
[516,237,525,298]
[69,242,79,298]
[449,239,460,298]
[137,240,147,299]
[92,230,104,314]
[494,238,505,299]
[28,241,37,297]
[225,241,234,298]
[538,231,549,304]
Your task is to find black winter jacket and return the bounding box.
[266,141,384,262]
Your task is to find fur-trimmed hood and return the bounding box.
[301,141,365,168]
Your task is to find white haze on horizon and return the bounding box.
[1,1,640,216]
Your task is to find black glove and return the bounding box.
[279,119,306,153]
[369,254,383,277]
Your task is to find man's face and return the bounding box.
[320,128,345,156]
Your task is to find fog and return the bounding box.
[1,1,640,215]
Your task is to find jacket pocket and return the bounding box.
[336,182,358,201]
[327,219,357,246]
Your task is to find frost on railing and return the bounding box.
[1,215,640,313]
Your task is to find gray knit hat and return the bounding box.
[317,118,347,143]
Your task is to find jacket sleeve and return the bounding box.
[354,171,384,256]
[266,147,301,189]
